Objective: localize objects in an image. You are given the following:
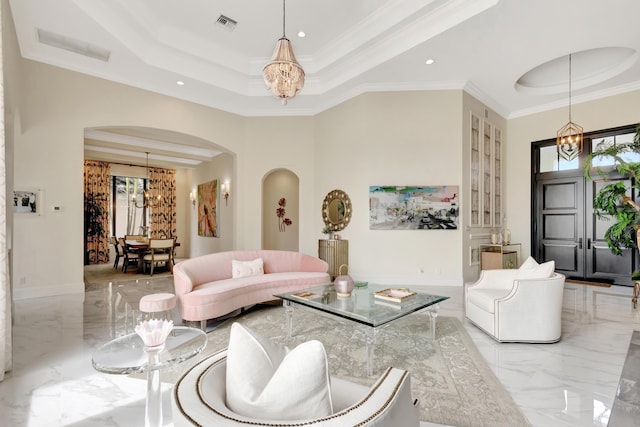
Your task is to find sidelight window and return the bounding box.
[590,132,639,167]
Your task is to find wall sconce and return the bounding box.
[221,182,230,206]
[189,190,197,208]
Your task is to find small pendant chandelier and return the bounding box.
[556,53,583,161]
[132,152,161,208]
[263,0,305,105]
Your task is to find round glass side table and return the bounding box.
[92,326,207,427]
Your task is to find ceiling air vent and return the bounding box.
[215,15,237,32]
[37,29,110,62]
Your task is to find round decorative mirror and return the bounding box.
[322,189,352,231]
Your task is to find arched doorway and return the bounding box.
[83,126,231,264]
[262,169,299,250]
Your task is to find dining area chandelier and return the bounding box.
[263,0,305,105]
[132,152,161,208]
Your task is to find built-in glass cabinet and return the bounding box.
[470,113,502,228]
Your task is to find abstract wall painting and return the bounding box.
[369,185,459,230]
[197,179,218,237]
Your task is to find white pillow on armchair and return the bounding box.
[517,256,555,279]
[225,322,333,420]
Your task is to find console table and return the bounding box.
[318,239,348,279]
[479,243,521,270]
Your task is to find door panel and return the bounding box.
[586,177,636,284]
[543,243,578,271]
[544,214,576,239]
[536,177,584,278]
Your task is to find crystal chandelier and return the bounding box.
[263,0,305,105]
[557,53,583,161]
[132,152,161,208]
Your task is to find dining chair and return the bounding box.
[119,237,140,272]
[125,234,145,241]
[143,238,174,276]
[170,235,178,264]
[111,236,123,269]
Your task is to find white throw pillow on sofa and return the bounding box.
[231,258,264,278]
[225,322,333,420]
[517,256,555,279]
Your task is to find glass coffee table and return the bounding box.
[92,326,207,427]
[276,284,449,376]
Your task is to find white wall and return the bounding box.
[189,152,235,258]
[241,117,316,254]
[314,91,465,286]
[9,58,245,299]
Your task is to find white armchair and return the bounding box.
[465,262,565,343]
[172,349,420,427]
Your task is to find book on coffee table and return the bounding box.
[293,291,322,300]
[374,288,417,303]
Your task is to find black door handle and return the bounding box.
[587,238,592,250]
[578,237,583,249]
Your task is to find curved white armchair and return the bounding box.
[172,349,420,427]
[465,269,565,343]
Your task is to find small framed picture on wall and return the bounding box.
[13,189,41,215]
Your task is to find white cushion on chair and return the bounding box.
[516,256,555,279]
[225,323,333,420]
[143,253,170,262]
[469,288,511,313]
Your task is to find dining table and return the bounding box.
[125,239,180,273]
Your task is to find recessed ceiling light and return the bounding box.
[298,31,306,38]
[176,80,185,86]
[425,59,435,65]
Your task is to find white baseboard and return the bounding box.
[354,274,463,287]
[12,282,85,300]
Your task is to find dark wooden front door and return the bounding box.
[532,125,639,286]
[535,176,585,279]
[535,175,635,285]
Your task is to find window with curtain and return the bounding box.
[84,160,111,265]
[85,161,176,264]
[149,167,177,239]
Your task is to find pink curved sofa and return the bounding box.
[173,250,329,329]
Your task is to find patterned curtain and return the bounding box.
[149,167,176,239]
[0,2,11,382]
[84,160,111,264]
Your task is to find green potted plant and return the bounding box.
[584,125,640,256]
[586,125,640,308]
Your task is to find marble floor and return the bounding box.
[1,271,639,426]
